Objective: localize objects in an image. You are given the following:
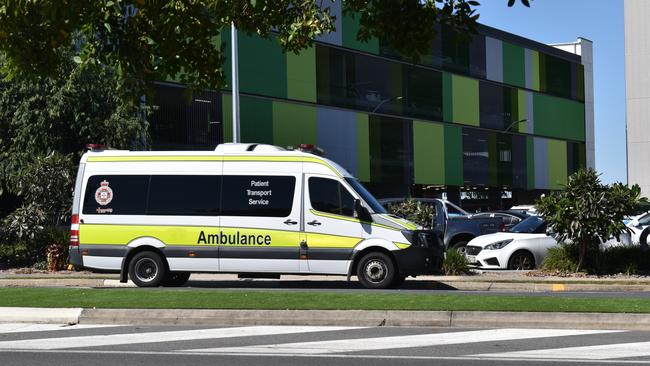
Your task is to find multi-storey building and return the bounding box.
[149,8,593,210]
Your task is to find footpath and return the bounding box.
[1,270,650,331]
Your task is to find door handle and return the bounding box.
[284,219,298,225]
[307,220,321,226]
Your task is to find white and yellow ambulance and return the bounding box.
[68,143,442,289]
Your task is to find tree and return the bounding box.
[0,0,530,101]
[536,169,645,272]
[0,48,143,263]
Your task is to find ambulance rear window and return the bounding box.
[83,175,149,215]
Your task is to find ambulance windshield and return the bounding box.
[345,178,387,214]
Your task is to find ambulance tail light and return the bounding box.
[70,214,79,247]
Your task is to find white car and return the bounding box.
[465,216,634,270]
[464,216,553,270]
[626,211,650,245]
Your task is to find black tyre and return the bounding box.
[450,241,469,255]
[356,252,396,289]
[508,250,535,270]
[128,251,167,287]
[164,272,191,287]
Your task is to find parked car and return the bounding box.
[465,216,634,270]
[470,210,529,231]
[380,198,503,252]
[626,211,650,245]
[508,205,538,216]
[464,216,552,270]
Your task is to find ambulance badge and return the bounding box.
[95,180,114,206]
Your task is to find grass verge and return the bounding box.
[1,288,650,313]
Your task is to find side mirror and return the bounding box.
[354,199,373,222]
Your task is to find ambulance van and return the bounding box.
[68,143,443,289]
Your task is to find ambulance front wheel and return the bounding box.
[356,252,396,289]
[129,251,167,287]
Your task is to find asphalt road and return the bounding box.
[148,278,650,298]
[1,323,650,365]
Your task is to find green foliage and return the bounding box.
[542,243,650,275]
[536,169,646,272]
[541,245,578,273]
[442,249,469,275]
[0,48,143,266]
[0,0,530,100]
[387,198,434,228]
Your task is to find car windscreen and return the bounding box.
[344,178,387,214]
[509,216,546,233]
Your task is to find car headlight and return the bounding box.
[484,239,513,250]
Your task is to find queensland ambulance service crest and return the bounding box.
[95,180,114,206]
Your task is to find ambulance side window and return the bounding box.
[82,175,149,215]
[309,177,355,217]
[147,176,221,216]
[221,175,296,217]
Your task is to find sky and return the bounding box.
[475,0,627,184]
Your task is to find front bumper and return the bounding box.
[465,245,505,269]
[394,232,445,276]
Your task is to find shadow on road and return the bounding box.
[182,279,458,291]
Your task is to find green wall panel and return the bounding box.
[287,47,317,103]
[533,93,585,141]
[413,121,445,184]
[240,97,273,144]
[443,73,453,122]
[272,101,317,148]
[526,136,535,190]
[531,50,540,91]
[239,32,287,99]
[444,124,463,186]
[342,13,379,54]
[451,75,479,126]
[547,139,567,189]
[517,89,527,129]
[355,113,370,182]
[503,42,525,88]
[222,94,233,143]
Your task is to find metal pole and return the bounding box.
[231,22,241,143]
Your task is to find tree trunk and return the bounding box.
[576,240,587,273]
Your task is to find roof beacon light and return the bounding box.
[297,143,326,156]
[85,143,106,151]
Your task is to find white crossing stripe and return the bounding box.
[472,341,650,360]
[0,325,362,350]
[0,323,119,334]
[184,328,622,355]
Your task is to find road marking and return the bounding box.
[0,323,119,334]
[184,328,621,355]
[552,283,566,291]
[2,349,650,364]
[0,326,362,350]
[473,341,650,360]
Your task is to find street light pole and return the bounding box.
[504,118,528,132]
[371,96,403,114]
[231,22,241,143]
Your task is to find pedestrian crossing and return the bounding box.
[0,323,649,363]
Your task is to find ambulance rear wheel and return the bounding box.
[164,272,191,287]
[356,252,396,289]
[129,251,167,287]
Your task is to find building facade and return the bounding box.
[149,9,592,210]
[625,0,650,196]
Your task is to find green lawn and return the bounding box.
[1,288,649,313]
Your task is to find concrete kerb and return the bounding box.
[73,309,650,330]
[3,307,650,330]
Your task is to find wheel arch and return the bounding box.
[346,241,398,281]
[120,237,168,283]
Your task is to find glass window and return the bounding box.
[309,177,356,217]
[83,175,149,215]
[510,216,546,234]
[540,54,572,100]
[221,176,296,217]
[150,83,222,150]
[344,178,387,214]
[462,128,489,186]
[479,82,519,131]
[367,115,413,197]
[403,65,443,120]
[147,176,220,216]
